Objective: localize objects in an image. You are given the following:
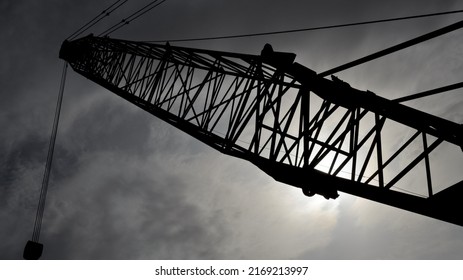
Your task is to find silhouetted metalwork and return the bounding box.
[60,35,463,226]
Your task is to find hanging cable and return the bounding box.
[67,0,128,41]
[32,61,68,242]
[318,19,463,77]
[144,9,463,43]
[24,62,68,260]
[99,0,168,37]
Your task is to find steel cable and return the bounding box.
[144,9,463,43]
[99,0,168,37]
[67,0,128,40]
[31,62,68,242]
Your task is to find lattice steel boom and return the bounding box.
[60,35,463,226]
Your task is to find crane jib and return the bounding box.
[59,35,463,226]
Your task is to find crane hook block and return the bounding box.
[23,240,43,260]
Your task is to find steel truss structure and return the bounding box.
[60,35,463,226]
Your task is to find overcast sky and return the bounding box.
[1,0,463,259]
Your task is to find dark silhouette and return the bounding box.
[23,240,43,260]
[58,33,462,227]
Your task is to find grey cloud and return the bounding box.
[2,0,463,260]
[40,152,227,259]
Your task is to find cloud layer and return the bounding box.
[1,0,463,259]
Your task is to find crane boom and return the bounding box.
[60,35,463,226]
